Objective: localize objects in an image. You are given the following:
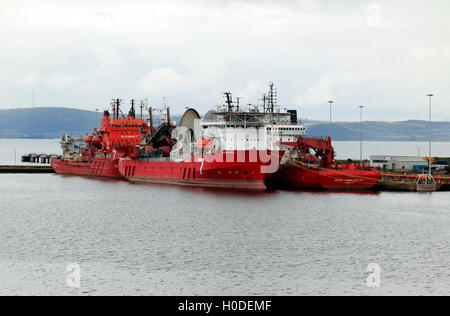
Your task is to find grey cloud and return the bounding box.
[0,0,449,121]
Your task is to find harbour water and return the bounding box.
[0,139,60,166]
[1,174,450,295]
[1,139,450,295]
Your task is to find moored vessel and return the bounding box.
[51,99,157,178]
[119,150,284,190]
[267,136,382,190]
[119,88,295,190]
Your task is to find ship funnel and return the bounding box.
[129,100,136,119]
[287,110,297,124]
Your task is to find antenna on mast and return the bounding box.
[116,99,122,119]
[267,82,278,114]
[260,94,267,113]
[129,99,136,118]
[140,100,144,120]
[236,97,243,112]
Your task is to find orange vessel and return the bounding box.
[51,97,285,190]
[51,99,154,178]
[267,137,382,190]
[119,150,285,190]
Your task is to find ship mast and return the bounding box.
[129,99,136,119]
[268,82,278,114]
[116,99,121,119]
[149,107,154,136]
[236,97,243,112]
[112,99,116,120]
[224,92,233,112]
[262,94,267,113]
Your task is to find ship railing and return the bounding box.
[138,157,171,162]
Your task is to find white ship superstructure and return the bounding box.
[199,84,306,153]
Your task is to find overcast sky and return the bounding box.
[1,0,449,121]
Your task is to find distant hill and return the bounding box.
[0,107,99,139]
[306,120,450,141]
[0,107,449,141]
[0,107,181,139]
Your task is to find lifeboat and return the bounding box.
[84,134,93,143]
[196,138,212,151]
[92,135,102,143]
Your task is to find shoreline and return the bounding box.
[0,165,55,174]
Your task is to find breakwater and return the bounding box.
[0,166,55,174]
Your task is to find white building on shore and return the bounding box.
[370,155,432,171]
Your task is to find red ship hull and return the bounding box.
[51,158,121,178]
[119,150,284,190]
[267,165,382,190]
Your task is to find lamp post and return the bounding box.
[328,100,334,139]
[427,94,434,176]
[13,148,16,166]
[358,106,364,165]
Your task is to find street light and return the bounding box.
[328,100,334,139]
[358,106,364,165]
[427,94,434,176]
[13,148,16,166]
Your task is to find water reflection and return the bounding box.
[282,189,380,196]
[2,171,450,295]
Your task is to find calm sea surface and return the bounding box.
[0,139,60,166]
[1,139,450,296]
